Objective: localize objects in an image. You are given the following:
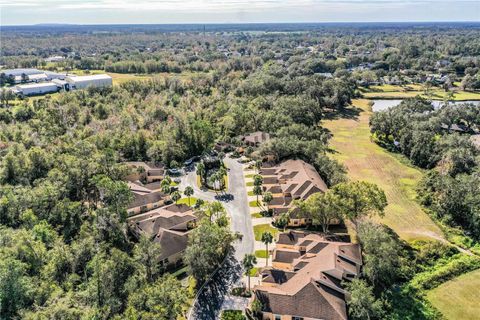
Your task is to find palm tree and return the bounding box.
[196,162,206,186]
[253,185,262,206]
[262,192,273,211]
[171,191,181,204]
[242,254,257,293]
[161,177,172,194]
[261,231,273,267]
[184,186,194,206]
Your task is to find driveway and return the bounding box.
[181,156,254,319]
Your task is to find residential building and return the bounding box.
[128,203,198,266]
[250,231,362,320]
[260,160,328,227]
[127,181,167,216]
[125,161,165,183]
[242,131,271,147]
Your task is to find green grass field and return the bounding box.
[255,250,268,259]
[249,200,261,207]
[323,99,444,242]
[360,84,480,101]
[427,268,480,320]
[253,224,279,241]
[176,197,198,207]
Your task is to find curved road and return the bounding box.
[180,156,254,319]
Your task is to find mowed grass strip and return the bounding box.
[323,99,444,242]
[427,268,480,320]
[360,84,480,101]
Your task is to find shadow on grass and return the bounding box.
[323,105,362,121]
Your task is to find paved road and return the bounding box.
[180,156,254,319]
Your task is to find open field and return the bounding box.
[323,99,444,242]
[427,268,480,320]
[361,84,480,101]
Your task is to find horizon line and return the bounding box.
[3,20,480,27]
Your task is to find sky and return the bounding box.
[1,0,479,26]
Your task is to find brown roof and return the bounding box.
[261,160,328,215]
[154,229,190,260]
[243,131,270,145]
[127,204,197,261]
[128,190,165,209]
[273,249,302,263]
[253,232,362,320]
[126,161,165,176]
[261,269,296,284]
[276,231,306,246]
[256,281,347,320]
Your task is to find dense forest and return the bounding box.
[1,23,480,320]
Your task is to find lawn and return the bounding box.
[251,212,263,218]
[360,84,480,101]
[427,268,480,320]
[255,250,268,259]
[323,99,444,242]
[246,181,254,187]
[249,200,261,207]
[248,267,259,277]
[176,197,198,207]
[253,224,279,241]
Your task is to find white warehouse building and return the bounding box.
[65,74,112,90]
[14,82,60,96]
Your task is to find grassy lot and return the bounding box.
[427,268,480,320]
[255,250,268,259]
[249,267,259,277]
[323,99,444,242]
[360,84,480,101]
[253,224,279,241]
[176,197,198,207]
[249,200,261,207]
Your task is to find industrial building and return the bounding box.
[8,72,112,96]
[13,82,60,96]
[65,74,112,89]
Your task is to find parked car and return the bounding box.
[184,156,200,167]
[167,168,182,176]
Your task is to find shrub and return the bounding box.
[409,254,480,291]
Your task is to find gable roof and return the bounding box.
[127,204,197,261]
[254,232,362,320]
[242,131,270,145]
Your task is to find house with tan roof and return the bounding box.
[125,161,165,183]
[242,131,271,147]
[127,181,168,216]
[128,203,198,267]
[250,231,362,320]
[260,160,328,227]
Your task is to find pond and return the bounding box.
[371,99,480,112]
